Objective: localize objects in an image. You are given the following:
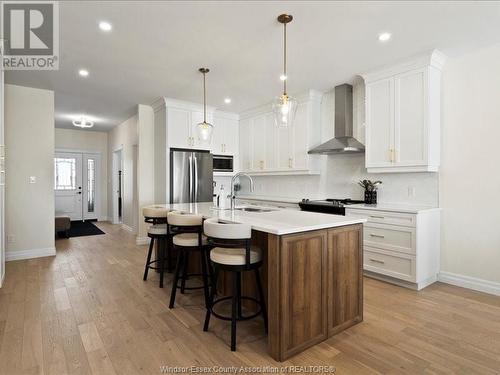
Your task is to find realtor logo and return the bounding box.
[1,1,59,70]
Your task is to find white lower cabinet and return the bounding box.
[346,207,440,290]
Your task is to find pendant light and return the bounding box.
[272,14,297,128]
[196,67,213,143]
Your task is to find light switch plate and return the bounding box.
[29,176,36,184]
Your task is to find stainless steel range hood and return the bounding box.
[308,84,365,154]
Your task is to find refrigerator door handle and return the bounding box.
[193,154,198,201]
[188,154,193,202]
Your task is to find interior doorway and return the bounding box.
[54,151,101,221]
[112,148,123,224]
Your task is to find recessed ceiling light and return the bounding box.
[224,98,231,104]
[378,32,392,42]
[78,69,89,77]
[279,74,287,81]
[99,21,112,32]
[72,115,94,129]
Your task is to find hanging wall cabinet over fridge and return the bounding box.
[362,50,446,173]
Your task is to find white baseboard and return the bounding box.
[438,271,500,297]
[136,236,149,246]
[6,247,56,262]
[98,216,108,222]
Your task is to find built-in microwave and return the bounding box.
[213,154,233,172]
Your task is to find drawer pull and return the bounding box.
[369,258,385,264]
[369,233,385,238]
[370,215,385,219]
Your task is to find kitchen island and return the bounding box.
[163,202,366,361]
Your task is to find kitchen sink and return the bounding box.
[235,207,276,213]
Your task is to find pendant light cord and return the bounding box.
[203,71,207,123]
[283,22,287,96]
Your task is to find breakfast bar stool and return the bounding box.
[168,211,211,309]
[143,224,168,288]
[202,218,267,352]
[142,205,173,273]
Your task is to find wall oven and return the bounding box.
[213,154,233,172]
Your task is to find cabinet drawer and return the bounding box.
[346,209,416,227]
[364,247,416,282]
[363,223,415,255]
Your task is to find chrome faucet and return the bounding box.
[229,172,254,210]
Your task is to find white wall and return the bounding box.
[5,84,55,259]
[55,128,108,220]
[440,43,500,286]
[107,114,138,231]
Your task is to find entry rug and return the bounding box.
[67,220,105,237]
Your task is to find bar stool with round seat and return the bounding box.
[202,218,268,352]
[143,223,169,288]
[142,205,171,288]
[168,211,211,309]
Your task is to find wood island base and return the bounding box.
[218,223,364,361]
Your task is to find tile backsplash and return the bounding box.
[215,153,439,206]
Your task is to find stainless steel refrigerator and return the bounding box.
[170,148,213,204]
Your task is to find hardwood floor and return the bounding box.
[1,222,500,374]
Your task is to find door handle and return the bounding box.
[193,154,198,201]
[369,233,385,238]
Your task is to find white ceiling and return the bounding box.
[5,1,500,131]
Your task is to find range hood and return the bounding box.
[308,84,365,154]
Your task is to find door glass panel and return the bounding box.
[54,158,76,190]
[87,159,95,213]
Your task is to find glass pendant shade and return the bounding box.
[272,94,297,128]
[197,121,213,143]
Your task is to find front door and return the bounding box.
[55,152,100,221]
[55,152,83,220]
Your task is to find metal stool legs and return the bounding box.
[143,236,166,288]
[169,247,211,309]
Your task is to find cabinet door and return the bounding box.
[366,78,394,167]
[327,225,363,336]
[394,69,427,166]
[224,117,239,156]
[263,113,276,170]
[276,125,293,170]
[167,107,192,149]
[191,111,212,150]
[292,102,308,169]
[251,116,266,170]
[239,118,252,171]
[279,230,328,359]
[211,116,226,154]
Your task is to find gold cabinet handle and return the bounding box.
[369,233,385,238]
[288,157,293,168]
[369,258,385,264]
[259,160,264,169]
[370,215,385,219]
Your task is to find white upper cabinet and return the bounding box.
[167,107,192,149]
[159,98,216,151]
[212,111,239,155]
[363,50,445,173]
[239,90,321,175]
[365,78,394,167]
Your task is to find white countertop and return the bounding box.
[347,203,441,214]
[161,202,365,235]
